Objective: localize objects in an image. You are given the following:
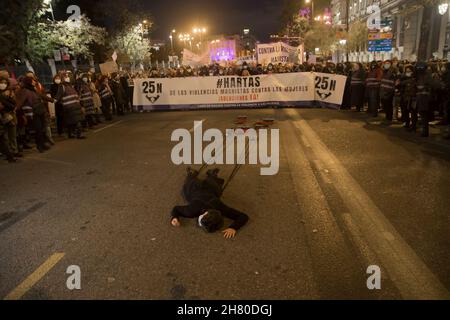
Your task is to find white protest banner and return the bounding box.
[236,55,257,65]
[313,73,347,108]
[133,72,346,111]
[99,61,119,75]
[53,49,62,62]
[257,42,302,65]
[182,49,209,67]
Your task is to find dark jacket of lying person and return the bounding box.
[171,168,249,239]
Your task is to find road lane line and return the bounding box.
[280,121,366,298]
[287,108,450,299]
[93,120,125,133]
[3,253,65,300]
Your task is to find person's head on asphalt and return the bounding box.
[198,209,224,233]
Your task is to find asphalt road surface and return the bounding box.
[1,108,450,300]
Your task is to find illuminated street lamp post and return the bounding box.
[179,34,193,50]
[193,27,207,52]
[139,20,149,41]
[169,29,176,54]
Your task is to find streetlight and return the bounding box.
[169,29,177,54]
[193,27,207,52]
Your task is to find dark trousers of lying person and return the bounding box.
[171,169,249,238]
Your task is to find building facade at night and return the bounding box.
[331,0,450,61]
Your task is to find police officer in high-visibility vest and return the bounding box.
[380,60,396,123]
[76,74,97,128]
[366,61,381,117]
[413,62,432,137]
[350,63,366,112]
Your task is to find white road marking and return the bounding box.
[93,120,125,133]
[287,108,450,299]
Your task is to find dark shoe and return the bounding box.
[77,136,87,140]
[7,157,18,163]
[14,153,24,158]
[23,144,32,150]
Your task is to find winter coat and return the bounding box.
[416,72,431,112]
[56,84,84,126]
[76,82,95,115]
[380,70,396,100]
[350,69,366,107]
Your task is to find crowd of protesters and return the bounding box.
[0,69,133,163]
[130,58,450,138]
[1,58,449,164]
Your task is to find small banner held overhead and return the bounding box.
[182,49,210,67]
[256,42,303,65]
[99,61,119,75]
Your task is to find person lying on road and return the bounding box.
[171,168,249,239]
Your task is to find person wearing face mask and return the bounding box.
[0,76,20,160]
[96,75,113,121]
[380,60,397,123]
[15,76,54,152]
[26,72,55,145]
[366,61,382,117]
[399,65,416,129]
[55,74,85,139]
[350,63,366,112]
[240,62,250,76]
[89,73,103,123]
[50,75,65,136]
[76,74,97,127]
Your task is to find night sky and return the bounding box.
[141,0,287,41]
